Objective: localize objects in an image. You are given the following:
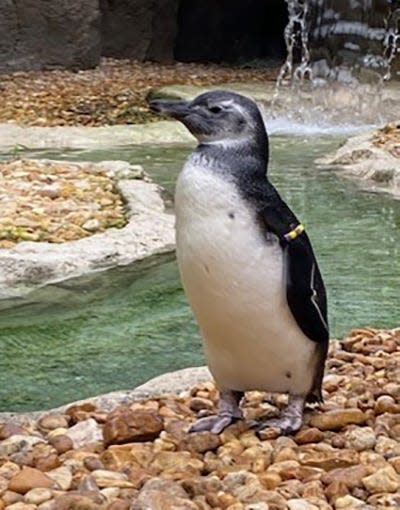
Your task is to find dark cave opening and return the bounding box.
[174,0,288,65]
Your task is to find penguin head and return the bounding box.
[149,90,268,150]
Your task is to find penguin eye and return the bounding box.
[209,105,222,114]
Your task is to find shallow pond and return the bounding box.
[1,135,399,411]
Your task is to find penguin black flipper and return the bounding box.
[259,197,329,403]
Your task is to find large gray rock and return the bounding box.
[100,0,178,62]
[0,0,101,72]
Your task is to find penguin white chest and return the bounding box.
[175,160,316,395]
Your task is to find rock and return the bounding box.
[101,0,177,63]
[294,428,325,445]
[309,409,366,431]
[324,480,349,503]
[46,466,73,491]
[0,165,174,301]
[344,427,376,451]
[0,0,101,72]
[38,414,69,430]
[334,495,368,508]
[8,467,55,494]
[48,434,73,454]
[322,465,371,489]
[2,490,24,506]
[151,451,203,475]
[0,475,7,496]
[362,465,400,493]
[132,477,197,510]
[24,487,53,505]
[0,423,28,439]
[0,435,44,456]
[65,418,102,448]
[107,501,130,510]
[54,493,102,510]
[299,449,360,471]
[91,470,134,489]
[189,397,214,412]
[287,499,319,510]
[103,407,163,446]
[82,219,101,232]
[5,503,37,510]
[375,395,400,414]
[84,456,105,472]
[179,431,221,453]
[0,461,21,479]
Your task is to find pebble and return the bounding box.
[294,427,325,445]
[344,426,376,451]
[335,495,372,508]
[287,499,319,510]
[0,327,398,509]
[38,414,68,431]
[362,465,400,493]
[8,467,54,494]
[24,487,53,504]
[0,435,44,457]
[45,466,72,491]
[103,407,164,446]
[6,504,38,510]
[309,408,366,431]
[64,418,102,448]
[0,159,127,247]
[47,434,73,454]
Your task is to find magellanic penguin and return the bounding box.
[149,90,329,435]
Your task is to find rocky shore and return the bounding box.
[316,123,400,200]
[0,159,174,298]
[0,327,399,509]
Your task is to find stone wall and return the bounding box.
[0,0,101,72]
[100,0,178,63]
[0,0,398,74]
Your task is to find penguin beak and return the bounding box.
[148,99,191,120]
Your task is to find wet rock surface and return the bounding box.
[0,327,399,508]
[316,122,400,200]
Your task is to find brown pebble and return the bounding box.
[107,500,130,510]
[8,467,54,494]
[48,434,73,454]
[2,490,24,505]
[325,480,349,503]
[294,427,325,445]
[34,453,60,472]
[103,407,163,446]
[38,414,69,430]
[84,456,105,471]
[310,408,366,431]
[0,423,28,439]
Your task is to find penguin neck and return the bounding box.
[194,137,269,178]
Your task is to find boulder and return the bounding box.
[0,0,101,72]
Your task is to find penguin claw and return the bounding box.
[189,415,239,434]
[254,415,303,436]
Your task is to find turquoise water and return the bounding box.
[0,136,399,411]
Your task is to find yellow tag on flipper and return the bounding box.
[283,223,305,242]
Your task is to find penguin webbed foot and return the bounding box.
[255,394,305,436]
[189,388,243,435]
[189,414,240,434]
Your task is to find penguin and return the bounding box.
[149,90,329,435]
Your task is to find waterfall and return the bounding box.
[267,0,399,132]
[279,0,400,84]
